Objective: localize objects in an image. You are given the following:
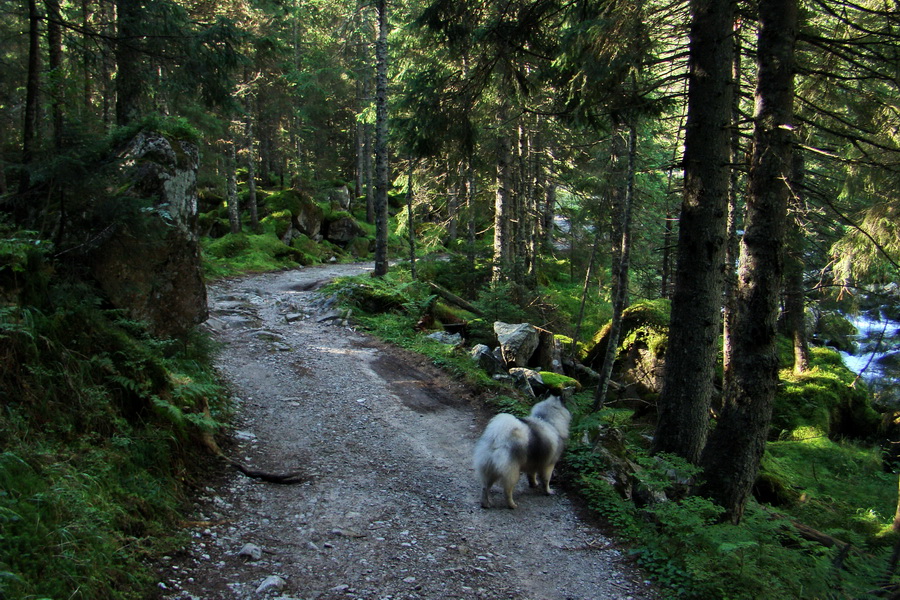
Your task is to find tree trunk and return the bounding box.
[785,146,810,374]
[652,0,735,465]
[574,226,602,351]
[406,159,417,280]
[698,0,797,524]
[723,18,744,377]
[45,0,64,150]
[593,123,638,412]
[115,0,143,127]
[365,122,375,224]
[466,162,478,297]
[543,181,557,255]
[492,103,513,284]
[355,80,366,206]
[19,0,41,197]
[226,137,241,234]
[372,0,390,277]
[245,111,260,233]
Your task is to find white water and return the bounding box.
[840,313,900,388]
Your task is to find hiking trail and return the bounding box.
[154,263,657,600]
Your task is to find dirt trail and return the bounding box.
[155,263,656,600]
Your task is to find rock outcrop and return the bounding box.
[494,321,539,367]
[90,131,207,338]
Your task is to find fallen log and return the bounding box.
[426,282,484,317]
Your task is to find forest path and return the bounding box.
[155,263,656,600]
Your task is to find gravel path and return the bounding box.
[154,263,656,600]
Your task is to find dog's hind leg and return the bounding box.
[501,467,521,509]
[480,485,492,508]
[538,464,556,495]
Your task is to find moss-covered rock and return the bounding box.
[583,299,670,402]
[814,311,858,353]
[772,347,881,441]
[539,371,582,394]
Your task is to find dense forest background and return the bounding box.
[1,0,900,598]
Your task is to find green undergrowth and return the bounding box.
[202,231,318,278]
[562,394,892,600]
[322,259,895,600]
[323,267,499,389]
[1,240,228,599]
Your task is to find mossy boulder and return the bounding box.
[344,283,406,314]
[265,189,323,239]
[583,299,670,401]
[772,347,881,441]
[539,371,582,394]
[90,131,207,338]
[324,213,364,245]
[347,236,372,258]
[814,311,858,353]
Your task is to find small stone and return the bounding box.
[256,575,286,594]
[239,543,263,561]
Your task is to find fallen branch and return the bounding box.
[198,396,307,485]
[426,282,484,317]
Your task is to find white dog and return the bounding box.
[473,396,571,509]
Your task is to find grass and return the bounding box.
[0,248,228,599]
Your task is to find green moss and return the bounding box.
[539,371,582,393]
[201,232,304,279]
[772,347,880,441]
[816,312,858,353]
[265,189,305,216]
[0,254,227,599]
[584,299,671,365]
[762,439,894,546]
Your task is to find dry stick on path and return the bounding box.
[198,396,306,484]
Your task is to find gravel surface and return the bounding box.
[154,263,657,600]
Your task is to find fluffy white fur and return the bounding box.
[473,396,571,509]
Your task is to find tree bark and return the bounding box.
[466,161,478,297]
[406,159,417,280]
[372,0,390,277]
[593,122,638,412]
[723,18,744,377]
[19,0,41,197]
[226,136,241,234]
[652,0,735,464]
[45,0,64,150]
[699,0,797,524]
[492,103,513,283]
[245,110,260,233]
[785,147,810,374]
[115,0,143,127]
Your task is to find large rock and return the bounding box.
[90,131,207,338]
[509,367,547,397]
[470,344,506,376]
[494,322,539,367]
[324,215,363,245]
[293,195,323,239]
[328,185,352,210]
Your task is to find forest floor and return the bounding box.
[153,263,657,600]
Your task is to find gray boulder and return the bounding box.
[427,331,463,346]
[470,344,506,375]
[328,185,352,210]
[324,215,363,245]
[509,367,547,397]
[90,131,207,338]
[494,322,539,367]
